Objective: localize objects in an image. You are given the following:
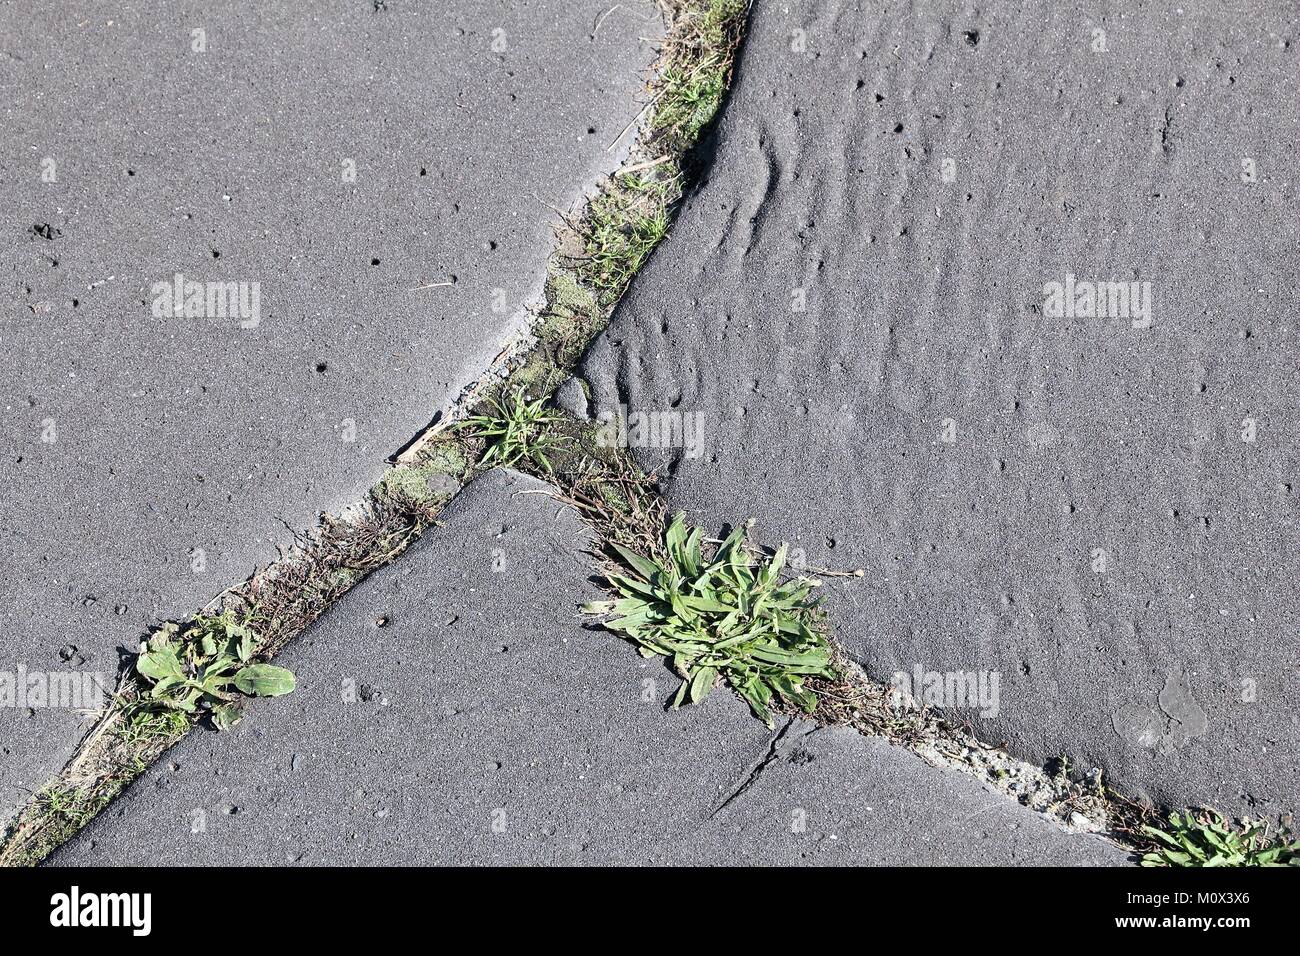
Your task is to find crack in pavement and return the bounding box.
[710,716,796,819]
[0,0,752,867]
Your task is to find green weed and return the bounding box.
[583,513,835,727]
[119,707,190,745]
[458,389,570,475]
[1141,809,1300,867]
[132,611,296,729]
[36,786,95,828]
[654,63,728,145]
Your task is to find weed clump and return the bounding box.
[132,611,296,730]
[584,513,835,726]
[457,389,571,476]
[1141,809,1300,867]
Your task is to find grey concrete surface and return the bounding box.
[697,723,1127,866]
[51,469,1125,865]
[581,1,1300,816]
[0,0,660,813]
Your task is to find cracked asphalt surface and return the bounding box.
[53,469,1125,866]
[0,0,659,814]
[582,0,1300,818]
[8,0,1291,868]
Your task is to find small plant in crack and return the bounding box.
[120,707,190,744]
[654,62,728,145]
[34,785,97,829]
[132,611,296,730]
[577,180,671,305]
[458,389,570,475]
[1140,808,1300,867]
[583,513,836,727]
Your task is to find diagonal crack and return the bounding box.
[710,716,795,818]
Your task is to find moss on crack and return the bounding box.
[575,171,675,307]
[374,451,465,508]
[653,0,749,152]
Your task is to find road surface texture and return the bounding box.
[0,0,659,813]
[580,0,1299,816]
[53,469,1126,865]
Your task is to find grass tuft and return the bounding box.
[575,171,675,307]
[569,0,748,307]
[457,389,571,476]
